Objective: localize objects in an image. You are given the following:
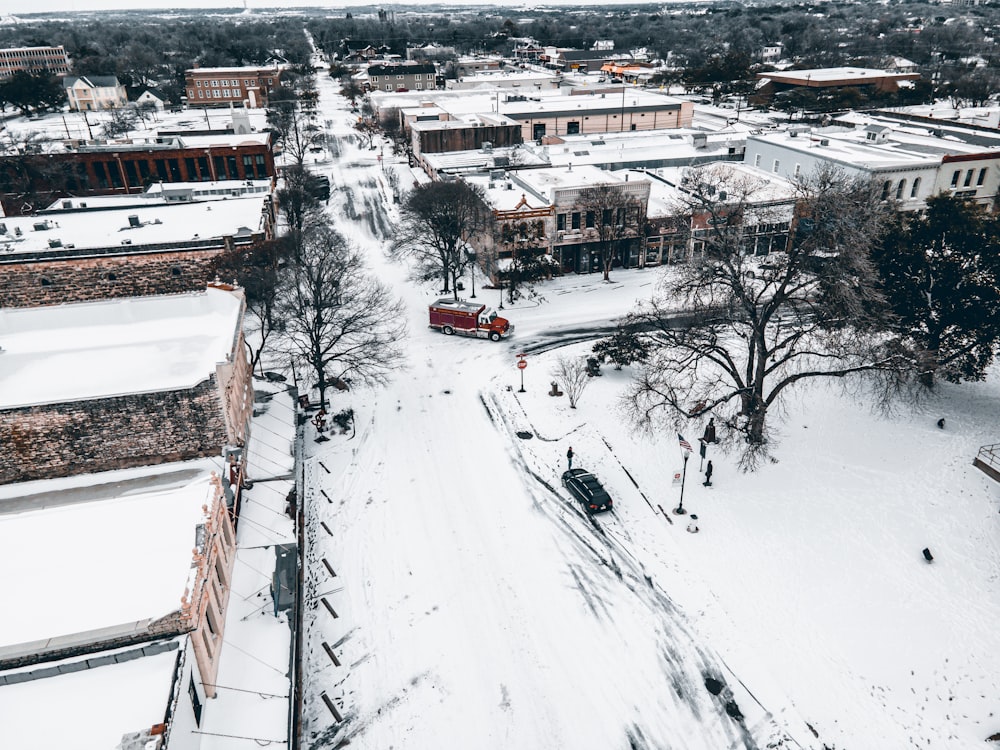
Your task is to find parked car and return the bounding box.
[562,468,613,513]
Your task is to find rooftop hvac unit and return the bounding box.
[62,200,73,209]
[33,221,49,231]
[819,139,829,146]
[48,238,62,248]
[128,215,141,227]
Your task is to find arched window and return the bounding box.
[881,181,891,200]
[895,179,906,200]
[910,177,921,198]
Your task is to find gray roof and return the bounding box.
[63,75,121,89]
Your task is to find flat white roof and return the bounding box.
[42,179,272,211]
[0,643,180,750]
[749,124,1000,170]
[0,287,243,408]
[0,193,268,256]
[764,67,914,83]
[0,460,219,653]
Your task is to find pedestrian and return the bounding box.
[567,446,574,470]
[703,460,713,487]
[703,417,717,444]
[937,418,946,429]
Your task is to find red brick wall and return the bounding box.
[0,249,225,308]
[0,377,229,485]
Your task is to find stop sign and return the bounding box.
[517,359,527,370]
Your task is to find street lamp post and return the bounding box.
[674,450,691,515]
[466,249,477,299]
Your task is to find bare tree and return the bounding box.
[577,183,646,281]
[267,97,324,167]
[210,236,292,377]
[553,356,593,409]
[624,165,909,468]
[392,179,489,297]
[277,164,328,259]
[102,107,139,139]
[277,225,407,407]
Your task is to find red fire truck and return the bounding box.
[428,299,512,341]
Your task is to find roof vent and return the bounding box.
[819,139,829,147]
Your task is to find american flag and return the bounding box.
[678,434,692,452]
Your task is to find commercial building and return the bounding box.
[0,192,275,308]
[0,286,253,484]
[745,118,1000,211]
[0,131,276,216]
[752,67,920,105]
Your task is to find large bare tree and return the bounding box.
[392,179,488,298]
[577,183,646,281]
[624,165,909,468]
[278,225,406,407]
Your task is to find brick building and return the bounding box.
[0,461,239,746]
[0,285,253,485]
[0,192,275,308]
[0,45,70,80]
[0,132,276,216]
[184,66,280,108]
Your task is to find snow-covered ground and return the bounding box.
[292,66,1000,750]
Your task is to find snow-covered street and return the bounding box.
[292,66,1000,750]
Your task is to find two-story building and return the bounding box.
[184,66,280,108]
[365,61,437,92]
[63,75,127,111]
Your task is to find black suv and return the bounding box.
[562,468,613,513]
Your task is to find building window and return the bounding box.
[964,169,974,187]
[895,179,906,200]
[978,167,987,186]
[416,83,422,90]
[951,170,961,187]
[189,678,203,726]
[371,76,378,82]
[244,79,251,86]
[794,163,801,178]
[188,89,194,98]
[772,159,779,173]
[211,79,218,87]
[586,211,595,228]
[198,89,203,99]
[557,213,566,231]
[754,154,761,168]
[911,177,921,198]
[222,89,230,97]
[213,89,220,98]
[881,181,891,200]
[195,80,201,87]
[571,212,581,230]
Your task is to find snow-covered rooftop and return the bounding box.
[0,640,181,750]
[0,459,220,656]
[0,194,268,256]
[0,287,243,408]
[748,123,1000,170]
[41,179,272,212]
